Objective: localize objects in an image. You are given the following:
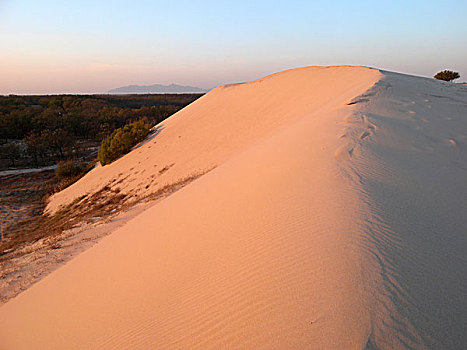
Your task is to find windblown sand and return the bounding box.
[0,66,466,349]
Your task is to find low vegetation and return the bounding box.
[0,93,203,262]
[97,120,152,165]
[55,159,96,191]
[0,169,209,257]
[0,171,58,243]
[0,168,211,304]
[0,93,202,169]
[56,159,88,180]
[434,70,460,82]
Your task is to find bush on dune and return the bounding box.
[56,160,87,180]
[56,159,95,189]
[97,120,152,166]
[434,70,460,82]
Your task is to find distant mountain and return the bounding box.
[108,83,206,94]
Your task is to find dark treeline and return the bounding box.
[0,94,202,168]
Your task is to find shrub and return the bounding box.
[56,160,86,180]
[434,70,460,82]
[97,120,152,166]
[55,159,95,191]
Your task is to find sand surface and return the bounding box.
[1,66,466,349]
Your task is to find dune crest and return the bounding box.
[45,66,379,215]
[1,66,466,349]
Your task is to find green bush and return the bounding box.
[97,120,152,166]
[55,159,95,191]
[56,160,86,180]
[434,70,460,82]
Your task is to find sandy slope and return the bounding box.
[45,66,379,215]
[1,66,466,349]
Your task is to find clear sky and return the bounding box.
[1,0,466,94]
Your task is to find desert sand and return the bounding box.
[0,66,466,349]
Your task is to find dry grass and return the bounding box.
[0,168,212,303]
[0,171,58,250]
[0,186,124,259]
[0,168,212,263]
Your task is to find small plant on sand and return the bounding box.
[434,70,460,82]
[55,159,95,190]
[56,160,86,180]
[97,120,152,166]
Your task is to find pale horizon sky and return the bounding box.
[1,0,466,94]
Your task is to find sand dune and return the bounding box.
[1,66,466,349]
[45,66,379,215]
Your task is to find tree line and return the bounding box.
[0,94,201,168]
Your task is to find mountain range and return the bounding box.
[108,83,206,94]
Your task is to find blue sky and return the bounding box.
[1,0,466,93]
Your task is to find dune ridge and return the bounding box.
[45,66,379,215]
[1,66,466,349]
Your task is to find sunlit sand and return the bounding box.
[1,66,466,349]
